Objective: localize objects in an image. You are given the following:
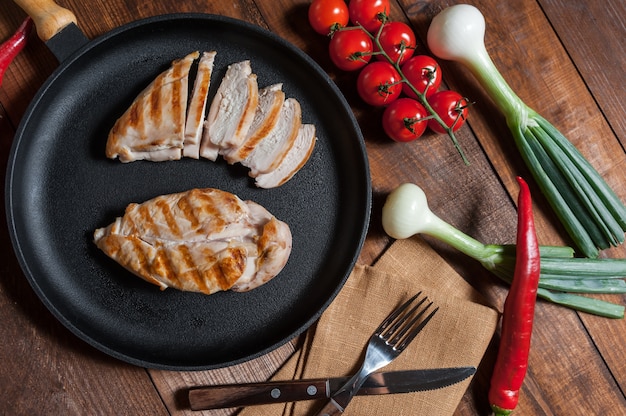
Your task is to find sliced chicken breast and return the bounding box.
[221,83,285,164]
[242,97,302,177]
[200,61,259,161]
[255,124,316,189]
[106,52,316,188]
[106,51,198,162]
[183,51,216,159]
[93,188,292,295]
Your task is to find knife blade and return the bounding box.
[188,366,475,410]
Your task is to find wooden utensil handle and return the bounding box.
[13,0,77,41]
[188,379,330,410]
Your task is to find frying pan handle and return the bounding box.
[13,0,77,42]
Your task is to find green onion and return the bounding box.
[536,290,624,319]
[538,279,626,294]
[382,182,625,318]
[426,4,626,258]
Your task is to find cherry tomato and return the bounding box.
[376,21,416,65]
[427,90,470,134]
[382,98,428,142]
[308,0,349,36]
[356,61,402,106]
[401,55,442,99]
[328,28,373,71]
[348,0,390,33]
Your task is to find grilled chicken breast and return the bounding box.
[243,97,302,177]
[200,61,259,161]
[222,83,285,164]
[106,51,199,162]
[106,52,315,187]
[254,124,316,189]
[183,51,217,159]
[93,188,292,294]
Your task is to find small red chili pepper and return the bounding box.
[488,176,541,415]
[0,17,34,87]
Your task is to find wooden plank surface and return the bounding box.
[1,0,625,415]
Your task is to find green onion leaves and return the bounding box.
[382,183,626,318]
[522,113,626,256]
[427,4,626,257]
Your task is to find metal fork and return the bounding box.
[314,292,438,416]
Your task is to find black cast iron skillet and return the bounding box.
[6,0,371,370]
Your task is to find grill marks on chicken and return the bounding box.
[255,124,317,189]
[107,51,199,162]
[93,188,292,295]
[243,97,301,176]
[222,83,285,164]
[201,61,259,161]
[184,51,216,159]
[105,52,316,188]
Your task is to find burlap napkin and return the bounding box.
[238,237,499,416]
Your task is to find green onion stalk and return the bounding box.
[382,183,626,319]
[426,4,626,258]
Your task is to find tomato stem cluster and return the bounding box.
[309,0,471,163]
[354,18,470,165]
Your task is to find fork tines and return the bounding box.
[377,292,439,351]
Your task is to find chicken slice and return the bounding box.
[221,83,285,165]
[93,188,292,295]
[255,124,316,189]
[242,97,302,177]
[106,51,199,162]
[200,61,259,161]
[183,51,216,159]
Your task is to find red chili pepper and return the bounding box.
[488,176,541,415]
[0,17,34,87]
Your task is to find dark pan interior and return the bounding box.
[6,14,371,370]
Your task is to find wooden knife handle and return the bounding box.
[188,379,330,410]
[13,0,77,41]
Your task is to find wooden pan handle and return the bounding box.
[13,0,77,41]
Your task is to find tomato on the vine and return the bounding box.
[376,21,416,65]
[348,0,390,33]
[427,90,470,134]
[308,0,349,36]
[382,98,428,142]
[401,55,442,99]
[356,61,402,106]
[328,29,373,71]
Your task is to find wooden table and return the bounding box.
[1,0,625,414]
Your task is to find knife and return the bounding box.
[188,366,476,410]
